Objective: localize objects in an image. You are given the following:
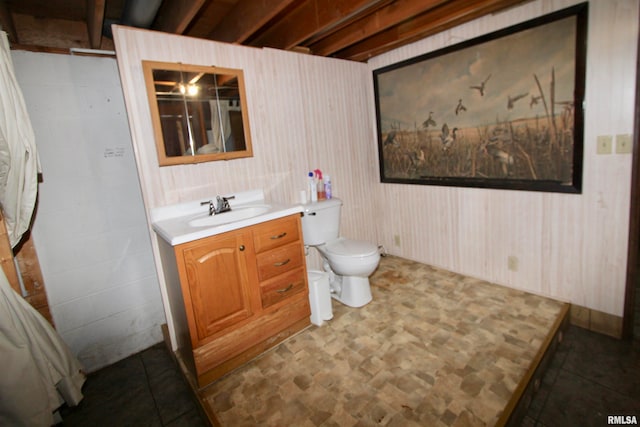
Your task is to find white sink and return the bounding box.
[187,205,271,227]
[150,189,304,246]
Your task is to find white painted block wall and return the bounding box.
[11,51,165,372]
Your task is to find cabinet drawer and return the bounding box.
[260,267,306,309]
[253,215,300,253]
[256,241,303,281]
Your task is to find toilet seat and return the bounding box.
[324,237,378,258]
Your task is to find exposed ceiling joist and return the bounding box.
[208,0,298,44]
[0,0,17,43]
[247,0,390,50]
[2,0,530,62]
[308,0,449,57]
[86,0,106,49]
[154,0,207,34]
[337,0,531,61]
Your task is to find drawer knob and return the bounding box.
[270,232,287,240]
[273,258,290,267]
[239,245,245,251]
[276,284,294,293]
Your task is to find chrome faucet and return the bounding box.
[201,195,235,216]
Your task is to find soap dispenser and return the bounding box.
[324,175,332,199]
[314,169,326,200]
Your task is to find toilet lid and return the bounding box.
[325,239,378,257]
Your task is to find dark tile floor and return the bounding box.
[57,343,209,427]
[57,324,639,426]
[522,325,640,426]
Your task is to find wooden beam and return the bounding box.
[249,0,390,50]
[0,210,20,294]
[208,0,298,44]
[336,0,528,61]
[15,232,55,327]
[301,0,395,46]
[0,0,18,43]
[308,0,448,57]
[86,0,106,49]
[153,0,207,34]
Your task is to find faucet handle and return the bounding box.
[201,200,214,215]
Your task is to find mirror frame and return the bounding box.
[142,60,253,166]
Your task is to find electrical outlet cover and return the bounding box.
[597,135,612,154]
[616,134,632,154]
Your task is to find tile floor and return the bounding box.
[522,326,640,426]
[57,343,209,427]
[57,256,640,426]
[199,255,567,426]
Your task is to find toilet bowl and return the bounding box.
[301,199,380,308]
[317,237,380,277]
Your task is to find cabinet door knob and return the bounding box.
[239,245,245,251]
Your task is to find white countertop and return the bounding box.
[150,189,303,246]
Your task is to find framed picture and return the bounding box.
[373,3,588,193]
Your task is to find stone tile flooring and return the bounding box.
[58,343,208,427]
[199,255,567,426]
[523,326,640,426]
[57,255,640,426]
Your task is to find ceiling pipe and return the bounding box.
[102,0,163,39]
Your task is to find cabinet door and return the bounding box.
[181,232,254,342]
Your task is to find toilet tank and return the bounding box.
[301,198,342,245]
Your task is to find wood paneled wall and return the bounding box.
[113,27,378,348]
[367,0,639,318]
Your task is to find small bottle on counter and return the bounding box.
[308,172,318,202]
[324,175,332,199]
[315,169,326,200]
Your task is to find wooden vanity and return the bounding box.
[156,213,310,388]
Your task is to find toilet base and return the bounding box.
[330,275,372,308]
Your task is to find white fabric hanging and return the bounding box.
[0,31,41,248]
[0,31,84,426]
[0,268,86,426]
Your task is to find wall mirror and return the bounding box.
[142,61,253,166]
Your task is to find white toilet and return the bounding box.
[301,198,380,308]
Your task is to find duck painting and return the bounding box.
[382,130,397,146]
[507,93,529,109]
[422,112,437,128]
[440,123,457,152]
[469,74,491,96]
[455,99,467,115]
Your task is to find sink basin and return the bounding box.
[187,205,271,228]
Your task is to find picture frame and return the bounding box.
[373,3,588,193]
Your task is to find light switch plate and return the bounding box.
[616,134,632,154]
[597,135,612,154]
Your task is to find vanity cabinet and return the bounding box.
[179,230,255,342]
[160,213,310,388]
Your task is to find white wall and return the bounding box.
[368,0,639,318]
[12,52,165,372]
